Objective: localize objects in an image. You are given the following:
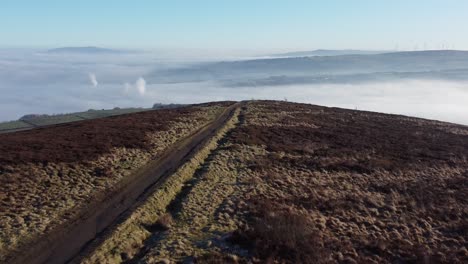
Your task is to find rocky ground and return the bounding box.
[0,102,233,262]
[82,101,467,264]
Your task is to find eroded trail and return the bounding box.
[71,104,243,264]
[36,100,468,264]
[121,107,245,264]
[7,103,240,264]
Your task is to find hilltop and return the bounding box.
[0,104,186,134]
[147,50,468,85]
[46,46,125,54]
[0,101,466,263]
[273,49,388,57]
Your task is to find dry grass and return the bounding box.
[122,101,467,263]
[9,101,466,263]
[79,107,241,264]
[195,252,242,263]
[154,213,174,231]
[224,101,468,263]
[0,103,232,262]
[231,199,328,264]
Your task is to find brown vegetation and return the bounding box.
[83,101,467,263]
[225,101,468,263]
[0,102,233,262]
[78,106,242,264]
[230,199,328,263]
[2,100,467,263]
[154,213,174,231]
[0,102,232,165]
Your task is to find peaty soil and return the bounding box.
[0,102,233,262]
[0,102,233,165]
[227,101,468,263]
[123,101,467,264]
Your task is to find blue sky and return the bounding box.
[1,0,468,51]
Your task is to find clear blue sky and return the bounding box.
[1,0,467,51]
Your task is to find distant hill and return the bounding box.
[273,49,388,57]
[0,103,194,133]
[47,46,124,54]
[224,68,468,87]
[146,50,468,85]
[0,107,148,133]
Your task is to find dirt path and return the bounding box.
[121,108,244,264]
[72,105,242,264]
[10,103,241,264]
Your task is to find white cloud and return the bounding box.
[123,77,147,96]
[135,77,146,95]
[88,73,98,87]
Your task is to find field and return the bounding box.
[1,100,467,264]
[73,108,150,120]
[0,102,233,263]
[0,107,150,133]
[0,120,33,132]
[77,101,467,264]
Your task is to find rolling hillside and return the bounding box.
[1,101,466,263]
[272,49,388,57]
[146,50,468,86]
[0,105,187,133]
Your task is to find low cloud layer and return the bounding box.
[0,49,467,126]
[139,80,468,125]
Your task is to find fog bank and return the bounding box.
[0,49,467,126]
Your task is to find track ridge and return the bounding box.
[121,108,241,264]
[8,103,240,264]
[70,104,242,264]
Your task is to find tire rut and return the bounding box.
[123,117,241,264]
[74,104,242,264]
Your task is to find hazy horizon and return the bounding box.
[1,1,468,125]
[3,1,468,50]
[0,48,467,126]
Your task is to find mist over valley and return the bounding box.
[1,48,467,125]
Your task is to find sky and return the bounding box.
[1,1,468,125]
[1,1,468,52]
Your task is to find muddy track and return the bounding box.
[9,103,241,264]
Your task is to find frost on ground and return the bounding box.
[2,100,467,264]
[86,101,467,263]
[0,102,233,262]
